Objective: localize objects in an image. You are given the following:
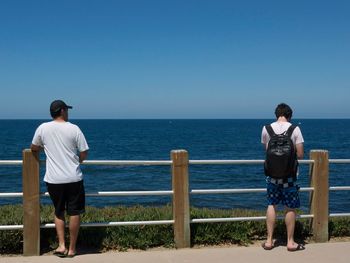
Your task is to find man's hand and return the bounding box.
[30,144,42,152]
[79,151,88,163]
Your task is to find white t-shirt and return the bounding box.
[32,121,89,184]
[261,121,304,146]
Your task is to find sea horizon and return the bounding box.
[1,119,350,213]
[1,117,350,120]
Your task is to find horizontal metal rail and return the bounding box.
[3,213,350,231]
[39,187,317,197]
[190,160,265,165]
[85,190,173,197]
[329,186,350,191]
[0,159,317,166]
[4,186,348,199]
[0,219,175,230]
[35,159,316,166]
[329,159,350,164]
[79,160,172,166]
[329,213,350,217]
[0,159,316,166]
[191,187,314,194]
[41,220,175,229]
[40,190,173,197]
[0,225,23,230]
[0,214,318,230]
[191,214,314,223]
[2,213,350,231]
[0,160,22,166]
[189,160,314,165]
[38,160,172,166]
[0,193,23,197]
[0,187,324,198]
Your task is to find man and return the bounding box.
[31,100,89,257]
[261,103,305,252]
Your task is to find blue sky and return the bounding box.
[0,0,349,119]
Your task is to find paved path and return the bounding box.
[2,241,349,263]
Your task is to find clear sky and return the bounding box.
[0,0,349,119]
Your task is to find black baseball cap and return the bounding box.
[50,100,73,113]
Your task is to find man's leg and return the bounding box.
[283,182,303,251]
[54,214,66,253]
[285,208,297,249]
[68,215,80,256]
[47,183,67,253]
[265,205,276,248]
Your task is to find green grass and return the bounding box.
[0,204,349,254]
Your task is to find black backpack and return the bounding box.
[264,124,298,179]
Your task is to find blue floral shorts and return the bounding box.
[266,179,300,209]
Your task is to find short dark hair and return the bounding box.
[50,109,63,119]
[275,103,293,120]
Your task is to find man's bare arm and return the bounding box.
[79,150,88,163]
[296,143,304,160]
[30,144,42,152]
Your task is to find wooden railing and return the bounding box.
[1,149,349,256]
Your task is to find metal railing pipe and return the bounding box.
[41,190,173,197]
[189,159,314,165]
[329,186,350,191]
[0,193,23,197]
[329,159,350,164]
[191,214,314,223]
[40,220,175,229]
[82,160,171,166]
[0,225,24,230]
[329,213,350,217]
[0,160,22,165]
[191,187,314,195]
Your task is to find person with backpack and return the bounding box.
[261,103,305,252]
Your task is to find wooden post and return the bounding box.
[22,149,40,256]
[309,150,329,242]
[171,150,190,248]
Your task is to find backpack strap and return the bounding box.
[286,125,297,137]
[265,124,276,137]
[266,124,297,137]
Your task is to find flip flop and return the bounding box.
[66,253,76,258]
[262,242,274,250]
[53,249,68,257]
[287,243,305,252]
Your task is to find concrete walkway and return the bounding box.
[1,241,349,263]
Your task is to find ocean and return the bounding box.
[0,119,350,213]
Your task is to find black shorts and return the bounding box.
[46,180,85,217]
